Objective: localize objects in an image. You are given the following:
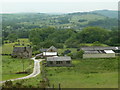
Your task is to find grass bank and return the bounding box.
[45,58,118,88]
[2,56,34,81]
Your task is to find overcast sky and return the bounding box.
[1,0,119,13]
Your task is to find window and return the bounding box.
[66,61,70,64]
[49,61,53,64]
[56,61,63,64]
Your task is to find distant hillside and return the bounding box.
[92,10,118,18]
[2,10,118,31]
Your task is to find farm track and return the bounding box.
[0,57,43,84]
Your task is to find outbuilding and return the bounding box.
[46,56,72,67]
[36,46,58,58]
[80,47,118,58]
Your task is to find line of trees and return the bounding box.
[29,26,119,51]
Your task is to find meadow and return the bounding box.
[45,58,118,88]
[1,38,119,88]
[2,61,44,88]
[2,56,34,81]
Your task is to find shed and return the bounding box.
[80,46,117,58]
[46,56,72,67]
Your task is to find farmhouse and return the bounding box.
[36,46,57,58]
[43,46,57,57]
[12,46,32,58]
[46,56,72,67]
[80,47,119,58]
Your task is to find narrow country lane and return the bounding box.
[0,57,43,84]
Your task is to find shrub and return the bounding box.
[63,49,71,55]
[76,50,84,59]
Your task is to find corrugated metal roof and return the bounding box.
[47,56,71,61]
[40,49,48,52]
[84,50,99,54]
[104,50,115,53]
[81,47,119,51]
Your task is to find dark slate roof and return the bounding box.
[40,49,48,52]
[47,46,57,52]
[118,47,120,50]
[13,47,31,52]
[47,56,71,61]
[40,46,57,52]
[36,53,43,57]
[84,50,100,54]
[81,46,120,51]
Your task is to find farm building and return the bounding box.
[40,48,48,52]
[36,46,57,58]
[46,56,72,67]
[12,46,32,58]
[80,47,119,58]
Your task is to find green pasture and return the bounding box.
[10,62,43,88]
[2,56,34,81]
[45,58,118,88]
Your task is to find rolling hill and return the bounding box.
[92,10,118,19]
[2,10,118,31]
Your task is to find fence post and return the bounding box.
[52,84,54,90]
[59,83,61,90]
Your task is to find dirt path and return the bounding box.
[0,57,43,84]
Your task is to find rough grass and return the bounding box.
[45,58,118,88]
[11,62,43,88]
[12,74,43,88]
[2,56,34,81]
[58,48,77,54]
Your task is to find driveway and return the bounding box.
[0,57,43,84]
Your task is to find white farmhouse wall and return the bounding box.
[43,52,57,56]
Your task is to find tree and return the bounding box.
[106,30,120,46]
[76,27,110,43]
[76,50,84,59]
[7,33,18,42]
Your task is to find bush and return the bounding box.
[92,41,102,46]
[63,49,71,55]
[76,50,84,59]
[67,53,76,59]
[4,80,13,88]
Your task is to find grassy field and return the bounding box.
[7,62,43,88]
[71,14,106,25]
[2,56,34,81]
[45,58,118,88]
[58,48,77,54]
[11,74,43,88]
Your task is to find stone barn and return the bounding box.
[80,47,117,58]
[12,47,32,58]
[46,56,72,67]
